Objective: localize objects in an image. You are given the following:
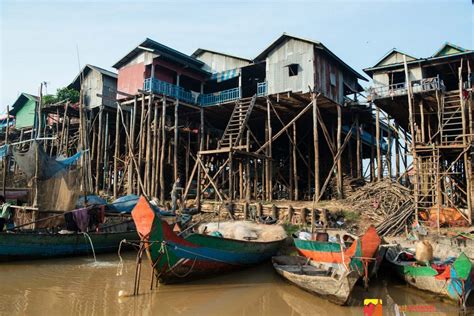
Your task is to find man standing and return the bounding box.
[0,195,11,231]
[170,177,182,213]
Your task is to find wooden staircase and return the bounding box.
[218,95,256,149]
[441,90,463,145]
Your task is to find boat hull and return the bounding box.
[294,226,382,277]
[385,246,473,306]
[131,196,286,284]
[272,256,358,305]
[0,231,137,261]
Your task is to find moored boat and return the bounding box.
[0,228,137,261]
[293,226,382,281]
[385,245,473,307]
[272,255,359,305]
[131,196,286,284]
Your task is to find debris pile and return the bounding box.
[346,179,415,236]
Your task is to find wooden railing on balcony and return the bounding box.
[369,76,443,100]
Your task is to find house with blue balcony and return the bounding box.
[111,34,389,203]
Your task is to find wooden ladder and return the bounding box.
[218,95,257,149]
[441,90,463,145]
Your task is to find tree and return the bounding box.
[56,87,80,103]
[42,87,80,105]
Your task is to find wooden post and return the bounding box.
[395,123,400,180]
[312,93,320,201]
[266,99,272,201]
[356,114,361,178]
[151,102,158,197]
[2,106,10,196]
[370,124,375,181]
[376,107,382,181]
[144,95,153,196]
[159,97,167,204]
[386,115,392,179]
[404,55,418,222]
[173,100,179,181]
[293,122,298,200]
[113,106,120,199]
[138,95,146,195]
[128,97,137,194]
[103,112,109,193]
[95,106,103,193]
[196,107,204,211]
[336,105,343,198]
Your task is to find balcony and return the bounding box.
[144,78,245,107]
[144,78,197,104]
[368,76,443,101]
[199,87,241,107]
[257,82,267,97]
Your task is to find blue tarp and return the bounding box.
[76,195,107,208]
[108,194,175,216]
[12,142,82,180]
[0,145,9,159]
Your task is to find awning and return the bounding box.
[210,68,241,82]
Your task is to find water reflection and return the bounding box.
[0,253,467,315]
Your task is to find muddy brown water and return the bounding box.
[0,253,469,316]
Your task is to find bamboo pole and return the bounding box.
[356,114,361,178]
[103,112,109,193]
[266,99,272,201]
[113,106,120,199]
[95,106,103,193]
[293,123,299,199]
[159,97,167,203]
[151,102,158,197]
[173,101,179,181]
[376,107,382,181]
[2,106,10,196]
[336,105,343,198]
[312,93,320,201]
[145,95,153,195]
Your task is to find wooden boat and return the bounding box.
[272,255,359,305]
[385,245,473,307]
[293,226,382,280]
[0,228,137,261]
[131,196,286,284]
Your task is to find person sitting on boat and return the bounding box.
[0,195,11,231]
[170,177,182,214]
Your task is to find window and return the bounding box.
[330,73,336,86]
[288,64,299,77]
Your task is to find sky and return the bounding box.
[0,0,473,110]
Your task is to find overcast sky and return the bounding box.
[1,0,472,110]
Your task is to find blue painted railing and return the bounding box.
[144,78,197,104]
[257,82,267,97]
[199,87,241,107]
[144,78,243,107]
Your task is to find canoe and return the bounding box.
[385,246,473,307]
[293,226,382,280]
[0,230,137,261]
[272,255,359,305]
[131,196,286,284]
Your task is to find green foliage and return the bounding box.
[56,87,80,103]
[42,87,80,105]
[42,94,57,105]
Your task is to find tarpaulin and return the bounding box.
[12,142,81,180]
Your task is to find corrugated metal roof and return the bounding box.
[254,33,367,81]
[68,64,117,90]
[10,93,38,115]
[192,48,251,62]
[112,38,208,76]
[364,49,473,77]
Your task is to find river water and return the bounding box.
[0,252,468,316]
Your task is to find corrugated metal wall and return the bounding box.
[314,48,345,105]
[266,38,314,95]
[197,51,250,73]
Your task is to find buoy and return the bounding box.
[118,290,127,297]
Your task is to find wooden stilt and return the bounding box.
[336,105,343,198]
[113,106,120,199]
[159,97,167,204]
[376,107,382,181]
